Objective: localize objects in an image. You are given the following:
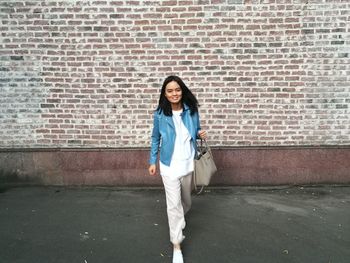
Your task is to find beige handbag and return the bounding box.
[193,139,217,194]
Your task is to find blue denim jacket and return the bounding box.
[149,104,201,166]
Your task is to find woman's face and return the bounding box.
[165,81,182,105]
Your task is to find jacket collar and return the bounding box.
[164,103,189,128]
[183,103,190,112]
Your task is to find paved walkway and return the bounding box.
[0,185,349,263]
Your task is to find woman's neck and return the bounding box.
[171,103,182,111]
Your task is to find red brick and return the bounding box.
[0,0,347,148]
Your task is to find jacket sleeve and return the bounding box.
[149,111,160,165]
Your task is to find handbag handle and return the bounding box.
[195,139,213,159]
[195,139,210,158]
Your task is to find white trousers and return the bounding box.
[161,172,193,245]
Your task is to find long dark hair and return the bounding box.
[156,75,199,116]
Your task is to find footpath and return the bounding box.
[0,185,349,263]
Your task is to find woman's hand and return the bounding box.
[148,164,157,176]
[198,130,208,140]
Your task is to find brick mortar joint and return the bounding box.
[1,145,350,153]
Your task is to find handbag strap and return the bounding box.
[194,139,202,159]
[193,167,205,195]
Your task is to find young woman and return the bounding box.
[148,76,207,263]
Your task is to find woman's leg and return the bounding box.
[180,172,193,215]
[161,175,186,245]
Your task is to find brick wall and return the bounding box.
[1,0,349,148]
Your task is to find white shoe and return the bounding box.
[172,249,184,263]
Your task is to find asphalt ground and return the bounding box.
[0,185,349,263]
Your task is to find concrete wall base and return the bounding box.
[0,147,349,186]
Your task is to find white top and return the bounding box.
[160,109,195,179]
